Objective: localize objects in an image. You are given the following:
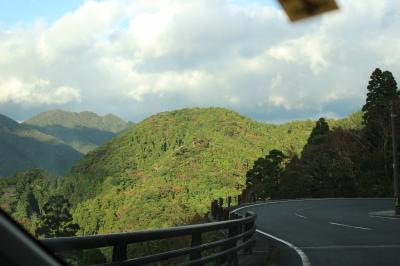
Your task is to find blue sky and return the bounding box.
[0,0,399,123]
[0,0,83,25]
[0,0,279,26]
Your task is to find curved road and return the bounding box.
[235,198,400,266]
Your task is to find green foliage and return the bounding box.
[246,149,287,199]
[246,116,370,199]
[250,127,382,199]
[57,108,371,236]
[36,195,79,238]
[59,107,317,235]
[307,117,329,144]
[285,128,361,197]
[361,68,399,181]
[362,68,397,147]
[332,112,363,130]
[0,169,57,235]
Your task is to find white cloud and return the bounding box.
[0,78,81,105]
[268,33,331,75]
[0,0,399,122]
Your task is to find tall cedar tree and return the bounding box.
[246,149,286,199]
[362,68,398,180]
[307,117,330,144]
[36,195,79,238]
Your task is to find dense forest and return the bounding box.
[0,68,397,263]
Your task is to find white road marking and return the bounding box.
[232,202,311,266]
[295,212,307,219]
[256,229,311,266]
[329,222,372,230]
[299,207,313,211]
[231,199,393,266]
[233,202,276,212]
[232,198,393,214]
[369,215,400,220]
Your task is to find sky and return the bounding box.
[0,0,399,123]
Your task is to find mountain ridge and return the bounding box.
[24,109,133,154]
[24,109,130,132]
[0,109,135,176]
[59,107,362,235]
[0,114,83,177]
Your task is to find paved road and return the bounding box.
[235,198,400,266]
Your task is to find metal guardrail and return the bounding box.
[41,196,256,266]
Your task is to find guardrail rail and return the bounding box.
[41,196,256,266]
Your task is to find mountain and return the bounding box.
[0,107,363,235]
[60,107,362,235]
[24,110,133,154]
[0,114,83,177]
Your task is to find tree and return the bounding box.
[14,190,40,221]
[36,195,79,238]
[308,117,330,144]
[280,128,360,198]
[246,149,287,199]
[362,68,398,180]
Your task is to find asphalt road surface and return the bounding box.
[235,198,400,266]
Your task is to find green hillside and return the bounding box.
[59,107,360,235]
[0,114,83,177]
[24,110,132,153]
[0,107,363,237]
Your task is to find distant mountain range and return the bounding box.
[0,110,133,177]
[0,114,82,177]
[24,110,133,153]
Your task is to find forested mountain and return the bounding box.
[0,107,363,237]
[24,110,133,154]
[0,114,82,177]
[56,107,361,235]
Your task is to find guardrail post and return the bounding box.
[217,206,223,221]
[238,195,242,205]
[243,212,254,254]
[211,200,218,219]
[228,196,232,207]
[226,212,240,266]
[190,231,202,261]
[112,243,127,262]
[219,197,224,207]
[223,208,230,221]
